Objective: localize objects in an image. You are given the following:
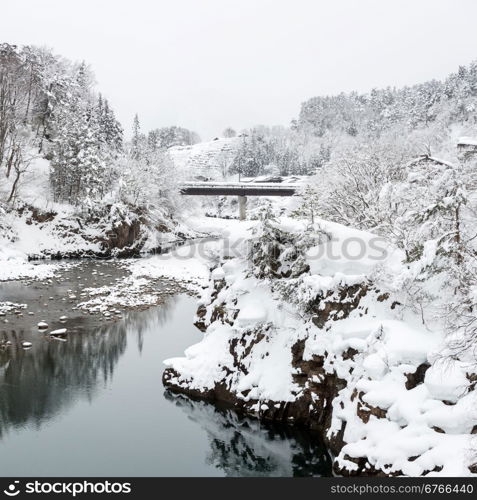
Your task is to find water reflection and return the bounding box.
[0,265,332,477]
[0,297,178,438]
[165,392,332,477]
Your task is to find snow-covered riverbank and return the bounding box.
[0,216,244,335]
[0,205,210,282]
[162,215,477,477]
[2,212,476,477]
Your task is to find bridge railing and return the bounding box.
[179,182,300,191]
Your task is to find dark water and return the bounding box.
[0,262,331,477]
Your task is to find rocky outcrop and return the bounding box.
[162,217,477,477]
[10,203,183,259]
[163,277,371,464]
[308,282,369,328]
[162,260,476,477]
[100,218,145,257]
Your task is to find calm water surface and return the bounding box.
[0,261,331,476]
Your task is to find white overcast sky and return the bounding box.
[2,0,477,140]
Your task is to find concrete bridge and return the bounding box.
[179,181,299,220]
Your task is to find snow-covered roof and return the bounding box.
[242,175,283,183]
[406,155,454,169]
[457,136,477,146]
[240,175,306,184]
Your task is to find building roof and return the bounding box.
[457,136,477,147]
[406,155,454,169]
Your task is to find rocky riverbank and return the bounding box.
[0,202,201,266]
[0,258,195,355]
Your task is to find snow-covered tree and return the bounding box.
[310,140,410,231]
[118,148,181,217]
[248,204,290,279]
[130,113,143,160]
[223,127,236,138]
[292,184,321,224]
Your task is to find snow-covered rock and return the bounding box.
[49,328,67,337]
[162,216,476,477]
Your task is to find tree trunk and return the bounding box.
[455,205,463,266]
[5,145,17,178]
[7,166,21,202]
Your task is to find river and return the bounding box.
[0,259,331,477]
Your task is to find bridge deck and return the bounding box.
[180,182,298,197]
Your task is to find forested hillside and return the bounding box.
[226,61,477,179]
[159,62,477,476]
[1,39,477,477]
[0,43,123,205]
[0,43,201,258]
[298,63,477,141]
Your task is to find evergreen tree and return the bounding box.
[248,204,290,279]
[223,127,236,138]
[292,184,321,224]
[131,113,142,159]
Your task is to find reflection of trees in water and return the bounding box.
[164,392,332,477]
[0,295,178,437]
[0,323,127,437]
[128,295,179,354]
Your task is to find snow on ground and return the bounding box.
[0,245,66,281]
[163,215,477,477]
[184,215,254,242]
[75,276,181,314]
[130,253,210,289]
[129,217,257,291]
[0,205,96,281]
[0,301,27,315]
[168,137,239,181]
[0,194,105,273]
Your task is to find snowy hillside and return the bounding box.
[168,137,240,181]
[0,43,199,272]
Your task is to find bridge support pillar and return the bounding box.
[238,195,247,220]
